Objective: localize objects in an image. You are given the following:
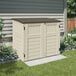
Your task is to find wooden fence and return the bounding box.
[67,18,76,31]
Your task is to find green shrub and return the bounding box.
[60,35,76,52]
[72,36,76,41]
[0,45,18,62]
[60,41,66,50]
[64,36,75,50]
[60,41,66,53]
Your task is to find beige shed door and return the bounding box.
[25,23,43,60]
[45,23,60,56]
[25,23,60,61]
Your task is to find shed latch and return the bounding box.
[24,54,25,57]
[24,27,25,30]
[59,25,60,28]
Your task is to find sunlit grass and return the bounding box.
[0,50,76,76]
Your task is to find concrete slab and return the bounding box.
[25,55,66,66]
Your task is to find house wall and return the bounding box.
[2,18,12,38]
[0,0,64,13]
[0,18,12,46]
[63,0,67,38]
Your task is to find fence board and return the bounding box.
[67,18,76,31]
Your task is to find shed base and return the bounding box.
[25,55,66,66]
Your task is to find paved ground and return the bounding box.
[25,55,66,66]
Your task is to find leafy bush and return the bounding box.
[67,0,76,18]
[60,41,66,51]
[0,45,18,62]
[60,35,76,52]
[72,36,76,41]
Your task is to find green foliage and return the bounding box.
[0,18,4,43]
[67,0,76,18]
[72,36,76,41]
[0,45,18,62]
[60,41,66,52]
[60,35,76,51]
[64,36,74,49]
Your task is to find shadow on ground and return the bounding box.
[0,61,24,74]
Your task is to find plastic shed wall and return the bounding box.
[24,22,60,61]
[13,20,24,61]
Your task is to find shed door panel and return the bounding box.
[25,23,60,61]
[46,23,60,56]
[25,24,43,60]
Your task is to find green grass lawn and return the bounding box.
[0,50,76,76]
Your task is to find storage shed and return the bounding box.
[0,0,67,61]
[13,18,61,61]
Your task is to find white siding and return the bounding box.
[2,18,12,37]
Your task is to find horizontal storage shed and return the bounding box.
[13,18,61,61]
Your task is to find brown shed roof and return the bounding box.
[13,18,61,24]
